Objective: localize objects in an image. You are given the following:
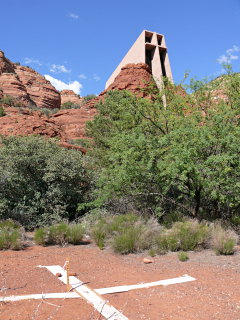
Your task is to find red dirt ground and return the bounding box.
[0,244,239,320]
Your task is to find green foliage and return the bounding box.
[0,136,91,229]
[34,228,48,246]
[112,226,141,254]
[69,138,92,148]
[210,223,238,255]
[40,108,59,117]
[67,223,85,245]
[86,72,240,220]
[156,219,209,253]
[83,94,97,103]
[91,213,160,253]
[34,222,85,246]
[48,223,69,246]
[149,248,156,257]
[0,95,16,107]
[91,219,107,249]
[0,219,23,250]
[0,106,6,117]
[178,251,189,262]
[61,101,80,109]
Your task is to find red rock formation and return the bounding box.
[51,105,98,141]
[0,51,15,74]
[0,62,160,150]
[15,66,61,109]
[101,63,157,97]
[60,90,83,106]
[0,106,62,138]
[0,51,60,109]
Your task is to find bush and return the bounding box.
[171,220,209,251]
[0,136,91,230]
[34,222,85,246]
[178,251,189,262]
[112,226,141,254]
[48,223,69,246]
[0,95,15,107]
[40,108,59,117]
[155,219,209,253]
[0,220,24,250]
[67,223,85,245]
[91,213,160,253]
[86,81,240,220]
[0,106,6,117]
[61,101,80,109]
[34,228,48,246]
[91,219,108,249]
[149,248,156,257]
[83,94,96,103]
[210,224,238,255]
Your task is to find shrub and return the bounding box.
[0,220,24,250]
[0,106,6,117]
[149,248,156,257]
[48,223,69,246]
[155,219,209,253]
[178,251,189,262]
[67,224,85,245]
[171,220,209,251]
[0,95,15,107]
[61,102,80,109]
[91,213,160,253]
[112,226,141,254]
[34,228,48,246]
[83,94,96,103]
[34,222,85,246]
[91,219,108,249]
[0,136,90,230]
[210,223,238,255]
[155,232,178,254]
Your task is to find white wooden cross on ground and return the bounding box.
[0,264,196,320]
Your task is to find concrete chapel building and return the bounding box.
[105,30,173,89]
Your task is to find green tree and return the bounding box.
[86,74,240,220]
[0,136,90,229]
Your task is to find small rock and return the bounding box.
[143,258,154,264]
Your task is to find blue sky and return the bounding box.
[1,0,239,96]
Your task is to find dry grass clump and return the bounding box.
[34,222,85,246]
[210,223,238,255]
[0,219,24,250]
[91,213,161,253]
[155,219,209,254]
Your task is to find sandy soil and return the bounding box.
[0,243,239,320]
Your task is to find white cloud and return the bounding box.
[44,75,82,94]
[68,13,79,19]
[24,57,42,66]
[50,64,71,73]
[217,45,240,64]
[78,73,87,79]
[93,73,101,81]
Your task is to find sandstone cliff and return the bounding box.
[101,63,157,97]
[0,51,60,109]
[0,60,158,146]
[60,90,83,106]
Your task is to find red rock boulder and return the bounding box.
[60,90,83,106]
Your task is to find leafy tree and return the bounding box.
[0,136,91,229]
[86,73,240,220]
